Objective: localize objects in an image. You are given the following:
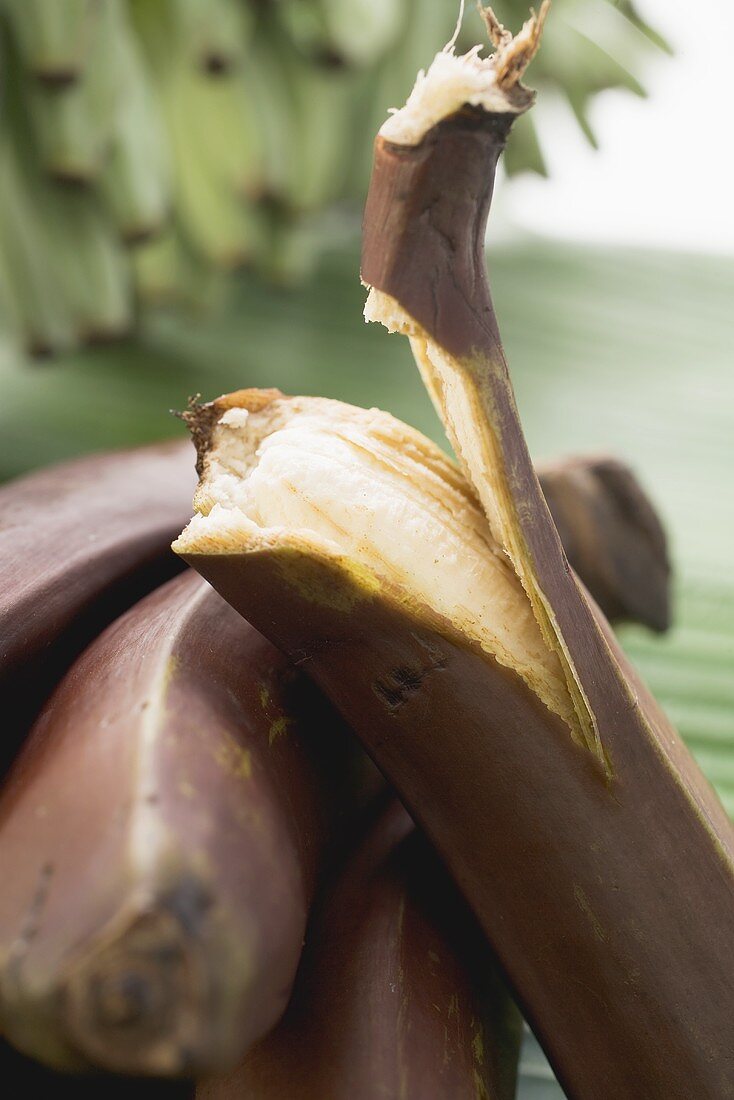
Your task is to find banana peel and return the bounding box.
[175,390,734,1096]
[0,1036,192,1099]
[199,799,521,1100]
[178,501,734,1097]
[0,570,369,1076]
[0,441,195,759]
[358,8,734,1096]
[538,454,671,632]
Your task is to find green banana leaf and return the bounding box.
[1,238,732,1098]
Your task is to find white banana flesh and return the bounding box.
[174,395,574,728]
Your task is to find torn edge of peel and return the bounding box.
[174,518,579,734]
[362,276,603,768]
[363,285,419,336]
[379,2,550,147]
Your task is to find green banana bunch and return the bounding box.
[0,29,130,354]
[0,0,667,355]
[277,0,405,68]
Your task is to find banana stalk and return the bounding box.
[198,797,520,1100]
[0,442,195,758]
[0,570,373,1076]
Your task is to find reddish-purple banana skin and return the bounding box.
[0,434,663,772]
[0,570,375,1078]
[0,1037,193,1099]
[537,455,671,633]
[198,798,520,1100]
[355,35,734,1098]
[179,537,734,1098]
[0,442,196,760]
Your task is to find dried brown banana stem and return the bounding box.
[0,571,374,1077]
[199,798,520,1100]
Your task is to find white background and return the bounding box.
[506,0,734,253]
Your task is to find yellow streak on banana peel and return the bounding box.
[176,389,578,735]
[214,732,252,782]
[364,285,601,766]
[258,684,291,747]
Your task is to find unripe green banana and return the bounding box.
[98,2,170,242]
[1,0,99,83]
[278,0,404,69]
[250,10,358,216]
[0,134,77,353]
[23,0,123,184]
[0,570,372,1075]
[0,36,131,351]
[133,228,216,310]
[132,0,263,270]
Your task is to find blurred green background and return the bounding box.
[1,2,733,1097]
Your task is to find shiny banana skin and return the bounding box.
[179,516,734,1100]
[199,798,521,1100]
[0,570,367,1076]
[538,454,671,633]
[0,1036,193,1099]
[359,13,734,1097]
[0,441,195,761]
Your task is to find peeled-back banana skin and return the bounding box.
[174,385,734,1100]
[0,570,368,1077]
[0,441,195,758]
[355,14,734,1097]
[199,798,521,1100]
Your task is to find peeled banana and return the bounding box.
[0,421,673,1087]
[358,14,734,1096]
[174,380,734,1100]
